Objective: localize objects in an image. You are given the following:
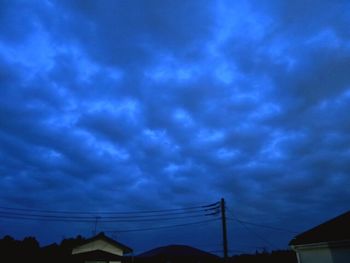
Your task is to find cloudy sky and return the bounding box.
[1,0,350,256]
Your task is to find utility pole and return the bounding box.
[220,198,228,261]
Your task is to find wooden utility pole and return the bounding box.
[221,198,228,261]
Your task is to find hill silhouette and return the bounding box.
[0,234,297,262]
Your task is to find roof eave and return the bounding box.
[73,233,133,254]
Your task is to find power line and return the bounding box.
[0,214,97,223]
[0,209,215,219]
[104,218,219,233]
[0,202,219,215]
[227,217,297,234]
[0,211,216,223]
[0,202,221,223]
[233,217,275,249]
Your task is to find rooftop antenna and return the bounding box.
[93,216,100,235]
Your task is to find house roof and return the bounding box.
[289,210,350,246]
[76,232,133,254]
[138,244,220,259]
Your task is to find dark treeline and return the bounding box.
[229,249,297,263]
[0,234,86,263]
[0,235,297,263]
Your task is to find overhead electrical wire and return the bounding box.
[225,206,297,234]
[0,209,217,219]
[227,217,297,234]
[1,199,296,252]
[232,217,275,248]
[105,218,220,233]
[225,207,295,250]
[0,202,219,215]
[0,211,215,222]
[0,202,220,223]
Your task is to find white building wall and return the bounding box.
[297,247,350,263]
[298,247,333,263]
[72,239,123,256]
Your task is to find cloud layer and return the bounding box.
[1,0,350,254]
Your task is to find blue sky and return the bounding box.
[1,0,350,256]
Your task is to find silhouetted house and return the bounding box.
[71,232,133,263]
[289,210,350,263]
[136,244,221,263]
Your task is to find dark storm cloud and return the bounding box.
[1,0,350,254]
[46,0,215,69]
[0,1,38,43]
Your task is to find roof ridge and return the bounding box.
[75,232,133,253]
[290,210,350,246]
